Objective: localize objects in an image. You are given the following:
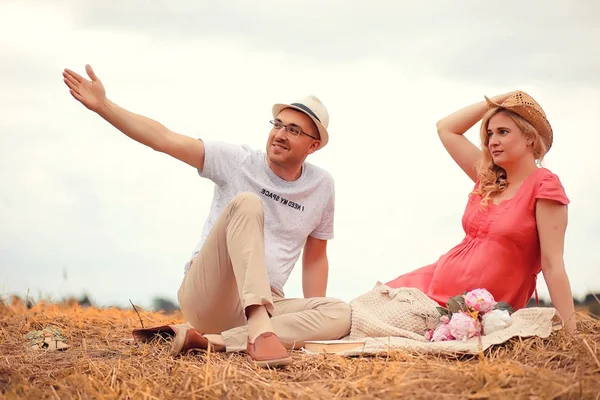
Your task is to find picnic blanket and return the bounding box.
[329,282,560,356]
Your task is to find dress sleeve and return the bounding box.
[536,172,570,205]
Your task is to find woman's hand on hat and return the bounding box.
[62,64,107,113]
[489,91,519,105]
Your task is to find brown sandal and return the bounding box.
[246,332,292,368]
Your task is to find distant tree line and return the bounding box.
[527,293,600,316]
[2,292,599,317]
[148,294,600,316]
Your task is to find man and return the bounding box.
[62,65,351,368]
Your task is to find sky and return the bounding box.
[1,0,599,309]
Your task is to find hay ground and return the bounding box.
[1,299,599,400]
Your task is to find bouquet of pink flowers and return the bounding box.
[424,288,515,342]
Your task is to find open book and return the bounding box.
[303,340,366,354]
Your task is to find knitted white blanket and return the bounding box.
[330,282,559,356]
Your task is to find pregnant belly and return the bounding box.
[429,241,527,304]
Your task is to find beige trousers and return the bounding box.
[177,192,351,352]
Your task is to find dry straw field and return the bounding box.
[1,297,599,399]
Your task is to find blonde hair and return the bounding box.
[474,108,548,205]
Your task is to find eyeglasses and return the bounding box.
[269,120,319,140]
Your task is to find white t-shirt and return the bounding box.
[184,140,335,294]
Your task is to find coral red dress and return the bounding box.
[386,168,569,310]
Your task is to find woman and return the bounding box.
[386,91,576,333]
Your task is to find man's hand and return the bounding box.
[61,64,206,170]
[63,64,106,113]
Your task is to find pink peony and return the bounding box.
[440,315,450,324]
[424,329,434,341]
[464,288,497,313]
[431,323,454,342]
[448,312,481,342]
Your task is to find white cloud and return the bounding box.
[1,1,599,308]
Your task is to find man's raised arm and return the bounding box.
[63,64,205,170]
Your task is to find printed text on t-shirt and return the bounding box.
[260,188,305,211]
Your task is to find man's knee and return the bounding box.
[321,299,352,337]
[229,192,264,215]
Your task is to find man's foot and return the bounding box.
[246,305,274,343]
[246,332,292,368]
[171,327,226,355]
